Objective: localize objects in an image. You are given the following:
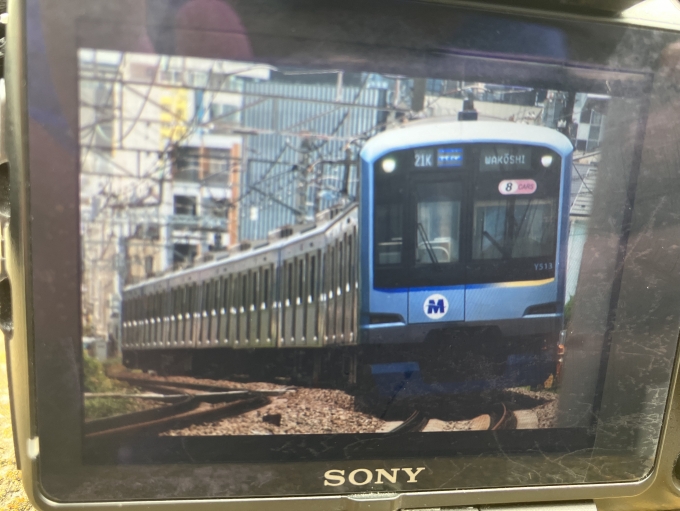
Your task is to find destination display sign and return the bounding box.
[437,148,463,167]
[480,145,532,171]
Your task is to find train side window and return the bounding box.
[222,276,232,312]
[145,294,151,322]
[138,296,143,321]
[347,237,353,288]
[330,246,336,293]
[309,256,316,301]
[176,287,183,316]
[252,270,258,308]
[231,275,239,310]
[321,253,327,296]
[188,285,193,314]
[338,242,344,290]
[298,259,304,302]
[242,273,247,310]
[204,281,211,314]
[213,279,221,311]
[263,269,269,308]
[287,262,294,303]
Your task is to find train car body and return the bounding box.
[359,120,573,392]
[121,205,359,380]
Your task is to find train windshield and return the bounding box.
[472,198,557,260]
[372,144,562,287]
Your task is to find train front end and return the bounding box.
[359,120,573,394]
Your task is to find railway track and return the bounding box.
[377,402,535,433]
[84,377,277,438]
[89,371,552,436]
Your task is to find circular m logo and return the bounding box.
[423,294,448,320]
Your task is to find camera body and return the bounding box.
[7,0,680,508]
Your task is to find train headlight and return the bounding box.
[541,155,553,168]
[382,158,397,173]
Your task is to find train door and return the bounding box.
[306,254,319,345]
[183,284,193,346]
[281,261,294,345]
[294,258,305,345]
[335,241,345,343]
[348,230,358,344]
[273,264,282,347]
[166,288,177,346]
[149,293,156,347]
[327,245,337,343]
[156,292,163,346]
[217,276,228,344]
[146,293,154,347]
[144,293,153,348]
[407,180,466,325]
[173,288,181,345]
[237,273,248,346]
[128,296,135,348]
[160,288,170,346]
[199,281,210,345]
[210,278,220,344]
[248,270,259,346]
[259,266,272,346]
[151,293,157,346]
[342,234,355,345]
[136,296,143,348]
[227,274,240,346]
[191,283,202,347]
[318,252,328,345]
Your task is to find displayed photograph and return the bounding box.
[78,49,608,439]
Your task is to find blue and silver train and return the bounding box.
[120,120,572,393]
[359,120,572,392]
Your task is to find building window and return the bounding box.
[173,147,231,183]
[174,195,197,216]
[144,255,154,277]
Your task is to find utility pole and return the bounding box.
[296,136,313,223]
[411,78,427,113]
[340,147,354,202]
[558,91,577,140]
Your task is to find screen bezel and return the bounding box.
[13,0,680,504]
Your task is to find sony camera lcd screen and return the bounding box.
[21,0,680,501]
